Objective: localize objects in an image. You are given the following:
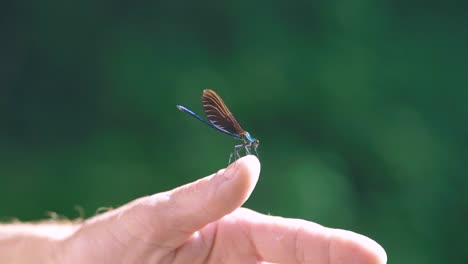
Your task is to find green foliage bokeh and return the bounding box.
[1,1,467,263]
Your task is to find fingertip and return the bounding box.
[331,229,387,264]
[363,236,387,264]
[229,155,261,187]
[227,155,261,177]
[244,154,261,176]
[217,155,261,207]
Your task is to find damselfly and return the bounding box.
[177,89,259,163]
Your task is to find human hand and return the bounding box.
[54,155,386,263]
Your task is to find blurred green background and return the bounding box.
[1,0,467,263]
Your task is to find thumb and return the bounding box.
[60,155,260,263]
[84,155,260,250]
[146,155,261,246]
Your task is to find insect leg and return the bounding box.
[234,144,243,159]
[228,144,244,164]
[245,144,251,155]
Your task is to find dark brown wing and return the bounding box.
[202,89,245,135]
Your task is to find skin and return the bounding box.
[0,155,386,264]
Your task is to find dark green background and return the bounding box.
[1,1,467,263]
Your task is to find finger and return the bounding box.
[235,208,387,264]
[106,155,260,249]
[61,156,260,263]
